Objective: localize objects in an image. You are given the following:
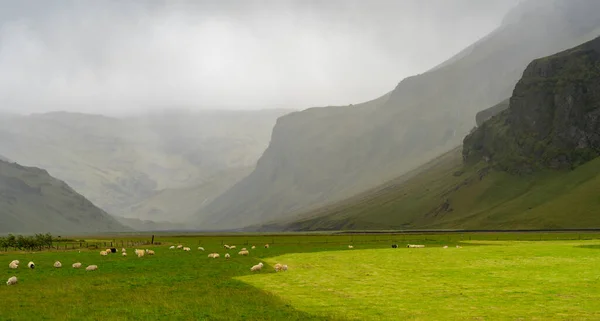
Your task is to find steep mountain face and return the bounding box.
[475,99,509,126]
[0,159,129,233]
[0,109,290,221]
[464,35,600,173]
[274,36,600,231]
[197,0,600,230]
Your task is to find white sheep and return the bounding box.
[169,246,175,249]
[207,253,220,258]
[238,250,249,256]
[27,261,35,269]
[6,276,17,286]
[86,265,98,271]
[223,244,231,249]
[264,244,270,249]
[135,249,145,257]
[198,247,205,251]
[183,247,191,252]
[72,262,82,268]
[177,244,183,249]
[122,252,127,257]
[213,253,220,258]
[9,260,19,269]
[282,264,288,271]
[250,262,264,271]
[348,245,354,249]
[251,245,256,249]
[54,261,62,268]
[241,248,247,251]
[407,244,425,248]
[229,245,236,249]
[456,245,462,248]
[100,251,108,256]
[121,248,126,253]
[274,263,283,272]
[147,250,155,255]
[443,245,448,249]
[225,253,231,259]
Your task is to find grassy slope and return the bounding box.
[282,148,600,231]
[0,160,129,233]
[198,0,600,230]
[239,240,600,320]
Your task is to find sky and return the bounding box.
[0,0,521,115]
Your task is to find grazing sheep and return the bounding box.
[122,252,127,256]
[251,246,256,249]
[250,262,264,272]
[223,244,231,249]
[274,263,283,272]
[241,248,247,251]
[183,247,191,252]
[198,247,205,251]
[121,248,126,252]
[110,248,117,253]
[208,253,221,258]
[176,245,183,249]
[135,249,145,257]
[443,245,448,249]
[348,245,354,249]
[225,253,231,259]
[85,265,98,271]
[100,251,108,256]
[391,244,398,248]
[27,261,35,269]
[6,276,17,286]
[147,250,155,255]
[456,245,462,248]
[54,261,62,268]
[407,244,425,248]
[106,249,112,254]
[213,253,220,258]
[238,250,249,256]
[282,264,288,271]
[9,260,19,269]
[229,245,236,249]
[169,246,175,249]
[72,263,82,268]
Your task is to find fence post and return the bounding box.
[151,235,155,245]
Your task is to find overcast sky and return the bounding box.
[0,0,521,115]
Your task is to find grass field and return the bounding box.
[2,233,600,320]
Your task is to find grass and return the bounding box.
[2,233,600,320]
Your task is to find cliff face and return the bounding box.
[463,35,600,173]
[197,0,600,230]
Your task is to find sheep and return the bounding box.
[122,252,127,257]
[223,244,231,249]
[391,244,398,248]
[198,247,205,251]
[250,262,264,272]
[443,245,448,249]
[225,253,231,259]
[169,246,175,249]
[407,244,425,248]
[251,246,256,249]
[274,263,283,272]
[100,251,108,256]
[348,245,354,249]
[176,244,183,249]
[135,249,145,257]
[86,265,98,271]
[6,276,17,286]
[183,247,191,252]
[264,244,270,249]
[27,261,35,269]
[282,264,288,271]
[207,253,220,258]
[229,245,236,249]
[213,253,220,258]
[241,248,247,251]
[72,262,82,269]
[9,260,19,269]
[238,250,249,256]
[147,250,155,255]
[456,245,462,248]
[54,261,62,268]
[121,248,126,253]
[106,249,112,254]
[110,248,117,253]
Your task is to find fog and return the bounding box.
[0,0,519,115]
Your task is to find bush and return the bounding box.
[0,233,54,251]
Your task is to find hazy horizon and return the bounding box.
[0,0,520,115]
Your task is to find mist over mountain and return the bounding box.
[196,0,600,230]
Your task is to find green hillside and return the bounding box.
[0,109,290,222]
[0,160,129,233]
[274,35,600,231]
[197,0,600,230]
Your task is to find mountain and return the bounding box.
[267,35,600,231]
[196,0,600,230]
[0,109,290,221]
[0,159,129,233]
[0,155,10,162]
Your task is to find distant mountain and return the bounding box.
[196,0,600,230]
[269,35,600,231]
[0,159,129,233]
[0,109,291,221]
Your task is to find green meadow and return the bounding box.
[2,233,600,320]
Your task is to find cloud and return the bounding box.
[0,0,520,115]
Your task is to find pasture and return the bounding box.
[2,233,600,320]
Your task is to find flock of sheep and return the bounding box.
[6,241,463,286]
